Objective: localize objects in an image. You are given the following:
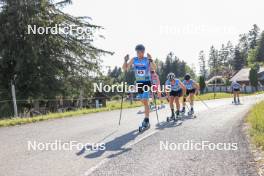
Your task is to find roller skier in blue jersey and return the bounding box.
[181,74,199,115]
[123,44,157,130]
[231,80,241,104]
[165,73,186,121]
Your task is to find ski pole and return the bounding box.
[196,96,210,109]
[119,95,124,126]
[153,92,159,124]
[119,70,127,126]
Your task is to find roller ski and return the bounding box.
[167,111,183,124]
[139,118,150,132]
[166,114,176,122]
[180,107,186,115]
[232,98,241,105]
[187,108,197,118]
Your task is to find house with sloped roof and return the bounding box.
[230,67,264,85]
[206,76,227,86]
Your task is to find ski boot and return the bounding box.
[139,118,150,132]
[188,108,194,115]
[233,97,237,104]
[167,113,176,122]
[181,107,186,115]
[188,108,196,118]
[176,110,181,120]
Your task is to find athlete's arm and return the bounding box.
[165,81,170,98]
[147,53,157,71]
[194,82,200,94]
[122,55,134,71]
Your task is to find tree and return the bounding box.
[249,64,259,91]
[198,76,206,94]
[256,31,264,62]
[198,50,207,78]
[248,24,260,49]
[208,46,219,76]
[0,0,109,117]
[238,33,249,64]
[219,44,229,67]
[226,41,234,66]
[232,47,245,71]
[247,48,257,66]
[153,52,196,84]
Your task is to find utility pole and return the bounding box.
[11,81,18,117]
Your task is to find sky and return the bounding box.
[63,0,264,74]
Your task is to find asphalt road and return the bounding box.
[0,95,263,176]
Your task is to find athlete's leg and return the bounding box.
[237,91,240,103]
[233,91,236,103]
[175,96,180,116]
[182,91,188,112]
[189,93,194,110]
[182,96,186,110]
[141,99,150,118]
[169,96,175,117]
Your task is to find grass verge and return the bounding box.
[247,101,264,149]
[0,92,263,128]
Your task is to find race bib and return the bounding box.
[136,70,146,77]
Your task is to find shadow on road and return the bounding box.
[76,114,196,159]
[76,130,139,159]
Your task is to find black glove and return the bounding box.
[124,54,129,63]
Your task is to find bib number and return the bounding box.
[136,70,145,77]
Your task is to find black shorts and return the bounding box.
[170,89,182,97]
[186,89,196,96]
[233,88,240,92]
[136,81,152,94]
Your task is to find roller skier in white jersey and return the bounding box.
[123,44,157,132]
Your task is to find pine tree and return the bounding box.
[232,47,245,71]
[208,46,219,76]
[198,50,207,78]
[238,33,249,64]
[256,31,264,62]
[248,24,260,49]
[219,44,229,67]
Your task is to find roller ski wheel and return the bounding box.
[188,110,194,115]
[138,121,150,133]
[167,115,176,122]
[139,124,150,133]
[175,115,183,125]
[192,114,197,118]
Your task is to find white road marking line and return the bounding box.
[83,130,158,176]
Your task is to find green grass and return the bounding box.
[0,101,143,127]
[0,91,263,128]
[247,101,264,149]
[197,92,233,101]
[197,91,264,101]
